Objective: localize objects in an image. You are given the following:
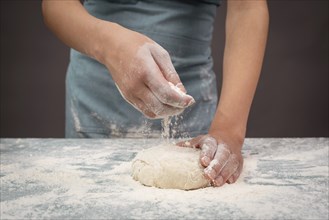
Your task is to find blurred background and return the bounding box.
[1,0,328,138]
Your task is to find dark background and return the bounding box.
[1,0,328,138]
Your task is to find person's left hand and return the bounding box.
[177,134,243,187]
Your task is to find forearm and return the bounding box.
[42,0,194,118]
[42,0,119,62]
[210,0,269,143]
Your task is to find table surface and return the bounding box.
[0,138,328,219]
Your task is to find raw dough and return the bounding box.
[131,144,210,190]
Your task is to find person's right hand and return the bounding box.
[100,24,195,119]
[42,1,194,118]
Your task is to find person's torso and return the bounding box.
[66,0,219,138]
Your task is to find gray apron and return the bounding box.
[66,0,218,138]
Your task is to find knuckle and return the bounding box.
[202,136,217,147]
[222,148,231,157]
[159,49,170,59]
[232,160,240,170]
[125,79,141,93]
[128,88,143,100]
[211,160,225,173]
[201,143,215,157]
[166,71,179,82]
[157,89,178,105]
[222,166,236,179]
[217,141,230,150]
[230,154,240,163]
[221,173,230,181]
[138,68,150,81]
[201,143,211,153]
[214,149,230,161]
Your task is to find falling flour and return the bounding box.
[133,87,195,190]
[161,116,171,140]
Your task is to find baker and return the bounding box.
[42,0,269,187]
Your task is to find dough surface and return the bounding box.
[131,144,209,190]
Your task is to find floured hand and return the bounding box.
[101,25,195,118]
[177,135,243,187]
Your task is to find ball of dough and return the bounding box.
[131,144,209,190]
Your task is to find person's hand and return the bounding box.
[177,134,243,187]
[99,24,195,118]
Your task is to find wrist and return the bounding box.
[209,128,245,150]
[209,109,246,149]
[92,20,124,65]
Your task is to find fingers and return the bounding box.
[177,134,243,187]
[204,143,231,181]
[203,141,242,187]
[145,47,195,109]
[145,73,195,109]
[177,135,218,167]
[176,135,205,148]
[199,136,217,167]
[227,170,239,184]
[118,84,186,119]
[149,43,187,93]
[140,87,185,118]
[118,42,195,115]
[227,162,243,184]
[117,82,183,118]
[213,155,239,187]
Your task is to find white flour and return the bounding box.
[1,138,328,219]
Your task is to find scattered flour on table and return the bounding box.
[1,139,328,219]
